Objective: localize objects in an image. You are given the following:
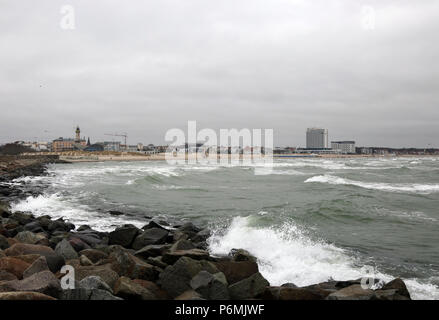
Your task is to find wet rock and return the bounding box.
[55,239,78,260]
[108,225,140,248]
[162,249,210,265]
[373,289,411,300]
[23,221,44,233]
[68,237,91,252]
[109,246,157,281]
[14,231,46,245]
[134,244,171,259]
[77,225,91,232]
[145,256,168,269]
[79,275,113,293]
[142,220,168,231]
[108,210,124,216]
[0,234,9,250]
[381,278,411,299]
[23,256,49,278]
[44,253,66,273]
[159,256,219,298]
[190,271,229,300]
[70,233,104,247]
[48,219,74,233]
[0,270,62,298]
[114,276,156,300]
[229,248,257,262]
[228,272,269,299]
[10,212,34,225]
[326,285,375,300]
[0,291,56,300]
[170,239,196,252]
[132,228,169,250]
[0,256,31,278]
[79,249,108,264]
[191,229,211,243]
[213,260,259,285]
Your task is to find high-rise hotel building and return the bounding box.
[306,128,328,149]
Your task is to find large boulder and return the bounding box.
[134,244,171,259]
[14,231,46,245]
[55,239,78,260]
[0,256,31,279]
[22,256,49,278]
[213,260,259,285]
[0,270,62,298]
[132,228,169,250]
[0,291,56,300]
[79,249,108,264]
[68,237,91,252]
[170,239,196,252]
[113,276,156,300]
[162,249,210,265]
[48,219,74,233]
[228,249,257,262]
[4,243,55,257]
[381,278,411,299]
[326,284,375,300]
[0,234,9,250]
[228,272,269,299]
[74,264,120,289]
[10,212,34,225]
[23,221,44,233]
[79,275,113,293]
[159,256,219,298]
[109,246,157,281]
[108,225,140,248]
[190,271,229,300]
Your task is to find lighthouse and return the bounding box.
[75,126,81,143]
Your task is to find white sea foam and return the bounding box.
[208,216,439,300]
[305,174,439,194]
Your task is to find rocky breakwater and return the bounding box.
[0,155,68,202]
[0,201,412,300]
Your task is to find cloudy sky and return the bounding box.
[0,0,438,147]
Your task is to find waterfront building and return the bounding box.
[52,126,87,152]
[306,128,328,149]
[331,141,356,154]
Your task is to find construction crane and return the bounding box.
[104,132,128,150]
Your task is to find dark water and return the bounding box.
[8,157,439,299]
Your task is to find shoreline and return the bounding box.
[17,152,439,163]
[0,156,413,300]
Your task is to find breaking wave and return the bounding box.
[305,175,439,194]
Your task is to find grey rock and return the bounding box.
[79,275,113,293]
[132,228,169,250]
[228,272,269,299]
[108,224,140,247]
[0,234,9,250]
[23,256,49,278]
[159,256,219,298]
[170,239,196,252]
[190,271,229,300]
[55,239,78,260]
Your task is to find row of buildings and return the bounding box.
[301,127,356,154]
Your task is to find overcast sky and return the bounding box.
[0,0,438,147]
